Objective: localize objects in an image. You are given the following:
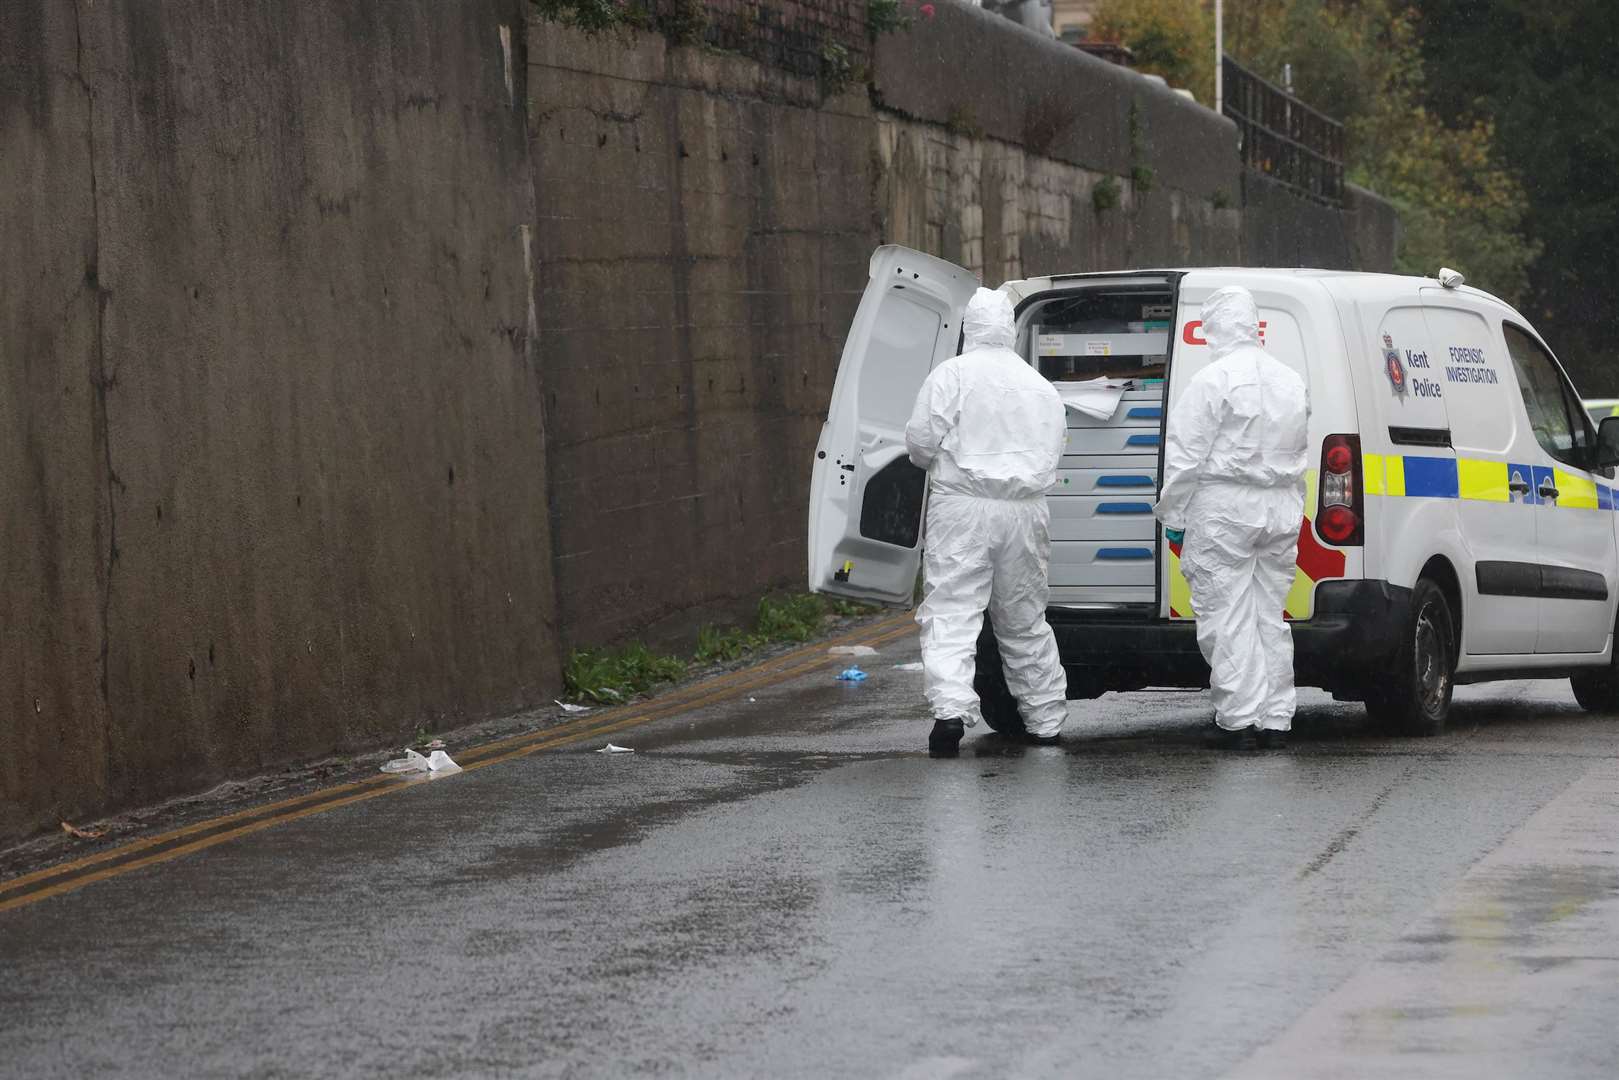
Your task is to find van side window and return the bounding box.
[1504,324,1592,469]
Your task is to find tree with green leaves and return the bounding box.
[1091,1,1537,307]
[1415,0,1619,387]
[1091,0,1217,103]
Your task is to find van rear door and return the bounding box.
[807,246,976,605]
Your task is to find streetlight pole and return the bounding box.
[1214,0,1224,115]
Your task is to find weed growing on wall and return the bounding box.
[1093,175,1122,213]
[868,0,936,36]
[1126,99,1154,194]
[528,0,706,42]
[530,0,643,35]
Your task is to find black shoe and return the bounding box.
[1204,723,1256,750]
[1022,731,1062,747]
[1255,729,1289,750]
[928,717,965,758]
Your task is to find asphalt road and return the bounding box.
[3,625,1618,1079]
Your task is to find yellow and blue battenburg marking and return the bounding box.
[1363,454,1609,508]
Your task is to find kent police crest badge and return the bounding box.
[1383,332,1406,397]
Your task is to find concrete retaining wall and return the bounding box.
[1,0,559,838]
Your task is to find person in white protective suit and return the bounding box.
[1155,286,1310,750]
[905,287,1070,758]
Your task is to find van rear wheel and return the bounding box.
[1365,577,1455,737]
[973,621,1026,735]
[1570,663,1619,713]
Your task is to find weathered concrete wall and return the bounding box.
[1,0,559,839]
[527,28,878,649]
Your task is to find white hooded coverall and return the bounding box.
[905,288,1069,737]
[1155,286,1310,732]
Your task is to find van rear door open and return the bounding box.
[806,246,976,605]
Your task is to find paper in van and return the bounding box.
[1057,378,1130,421]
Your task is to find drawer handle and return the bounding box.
[1097,502,1153,514]
[1097,474,1155,488]
[1096,547,1154,560]
[1125,434,1161,447]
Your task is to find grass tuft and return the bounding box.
[561,592,886,703]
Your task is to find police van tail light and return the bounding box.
[1317,434,1364,546]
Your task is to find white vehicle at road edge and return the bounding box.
[809,246,1619,735]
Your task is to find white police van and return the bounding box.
[808,246,1619,735]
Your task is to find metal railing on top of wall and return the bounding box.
[1222,55,1344,206]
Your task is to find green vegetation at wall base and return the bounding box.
[563,593,884,704]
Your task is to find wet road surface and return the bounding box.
[3,626,1618,1078]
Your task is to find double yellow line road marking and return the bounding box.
[0,614,919,915]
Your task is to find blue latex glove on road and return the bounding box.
[1164,528,1185,544]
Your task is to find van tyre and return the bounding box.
[1365,577,1455,737]
[1569,637,1619,713]
[1569,670,1619,713]
[973,621,1027,736]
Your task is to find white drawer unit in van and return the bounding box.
[810,246,1619,738]
[1049,389,1164,603]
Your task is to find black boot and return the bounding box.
[1204,723,1256,750]
[1255,729,1289,750]
[928,717,966,758]
[1021,731,1062,747]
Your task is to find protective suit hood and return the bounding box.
[962,287,1016,352]
[1201,286,1262,360]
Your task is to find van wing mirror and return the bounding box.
[1597,416,1619,469]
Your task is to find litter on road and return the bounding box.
[893,662,924,672]
[555,700,593,715]
[60,821,103,840]
[597,743,636,754]
[380,749,431,774]
[836,667,868,682]
[828,645,878,657]
[380,749,462,775]
[425,750,462,775]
